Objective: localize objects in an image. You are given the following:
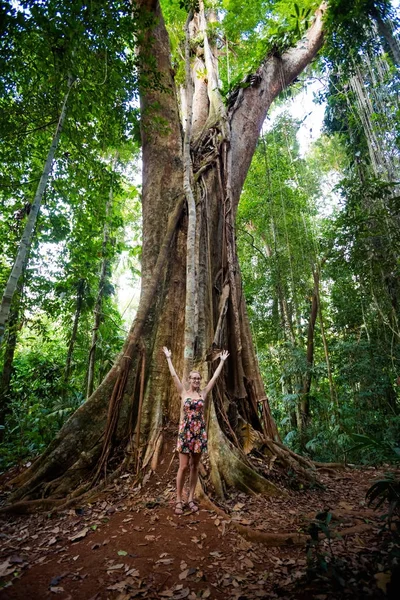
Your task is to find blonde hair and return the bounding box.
[189,370,201,380]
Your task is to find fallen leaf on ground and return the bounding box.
[156,558,174,565]
[243,558,254,568]
[374,571,391,593]
[107,581,130,591]
[106,563,125,571]
[0,560,15,578]
[173,588,190,599]
[69,528,89,542]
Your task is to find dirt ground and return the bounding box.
[0,444,399,600]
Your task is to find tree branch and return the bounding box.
[229,3,327,209]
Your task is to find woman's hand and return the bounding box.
[202,349,229,397]
[163,347,184,393]
[163,346,172,359]
[220,350,229,361]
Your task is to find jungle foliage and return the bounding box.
[237,0,400,462]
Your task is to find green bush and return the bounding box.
[0,342,84,471]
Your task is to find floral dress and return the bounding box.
[177,397,208,454]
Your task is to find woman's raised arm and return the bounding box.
[202,350,229,397]
[162,347,184,394]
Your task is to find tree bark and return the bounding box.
[0,79,73,345]
[4,1,326,509]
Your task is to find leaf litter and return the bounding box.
[0,448,399,599]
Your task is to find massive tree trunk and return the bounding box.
[5,1,326,510]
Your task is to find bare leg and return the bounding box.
[176,452,190,507]
[188,452,201,504]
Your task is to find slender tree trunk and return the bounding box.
[315,269,338,416]
[0,266,26,440]
[86,189,113,400]
[64,278,85,392]
[300,268,319,430]
[5,2,326,509]
[0,79,73,345]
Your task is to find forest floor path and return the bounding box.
[0,446,398,600]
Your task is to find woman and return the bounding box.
[162,346,229,514]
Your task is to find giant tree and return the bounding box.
[6,0,327,510]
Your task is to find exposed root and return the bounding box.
[314,461,350,469]
[198,489,374,547]
[233,523,307,546]
[272,442,350,472]
[272,440,316,470]
[334,523,374,536]
[304,508,377,522]
[265,440,323,487]
[0,462,130,515]
[0,498,66,515]
[92,350,137,484]
[208,403,285,498]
